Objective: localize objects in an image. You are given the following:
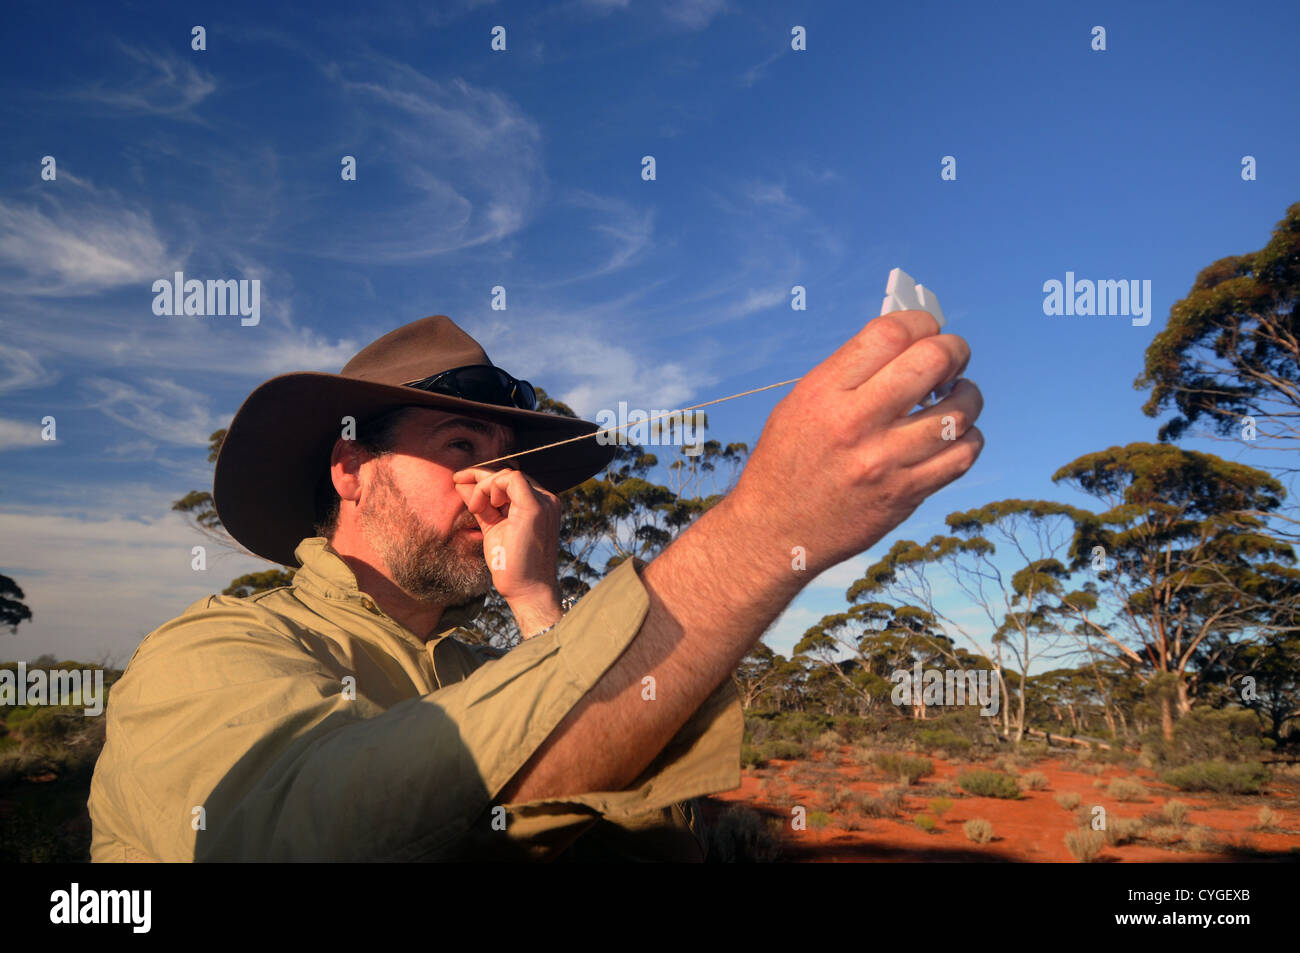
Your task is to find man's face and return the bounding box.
[357,407,514,606]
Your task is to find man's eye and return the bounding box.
[450,439,475,451]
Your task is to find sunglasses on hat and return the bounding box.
[405,364,538,411]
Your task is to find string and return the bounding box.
[468,377,803,469]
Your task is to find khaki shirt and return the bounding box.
[88,537,742,861]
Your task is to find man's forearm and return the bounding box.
[498,494,804,802]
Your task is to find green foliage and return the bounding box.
[957,770,1022,799]
[928,797,954,817]
[740,745,765,769]
[812,729,846,754]
[1144,708,1272,766]
[874,753,933,786]
[914,813,938,832]
[703,806,783,863]
[757,739,808,763]
[807,810,833,830]
[915,728,973,756]
[1161,760,1271,794]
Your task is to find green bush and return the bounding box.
[874,753,933,786]
[914,813,938,832]
[740,745,765,769]
[915,728,973,756]
[1161,761,1271,794]
[770,711,835,744]
[1145,709,1272,766]
[928,797,954,817]
[758,739,808,762]
[957,770,1022,799]
[703,806,783,862]
[807,810,833,830]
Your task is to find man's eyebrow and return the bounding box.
[428,416,515,451]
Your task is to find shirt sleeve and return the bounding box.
[89,556,743,862]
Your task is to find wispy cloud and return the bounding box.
[70,42,217,117]
[0,418,51,453]
[0,344,56,394]
[0,175,172,296]
[313,59,546,261]
[663,0,728,30]
[83,377,221,447]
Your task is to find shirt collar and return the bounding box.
[291,536,489,634]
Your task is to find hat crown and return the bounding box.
[341,315,493,386]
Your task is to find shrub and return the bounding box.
[929,780,960,799]
[1016,741,1050,762]
[1161,761,1271,795]
[858,795,896,818]
[1055,792,1082,811]
[1103,817,1145,846]
[1184,826,1217,852]
[770,711,834,744]
[1106,778,1148,802]
[812,730,846,754]
[914,813,938,833]
[874,753,933,786]
[1080,763,1106,775]
[1161,800,1189,827]
[1255,807,1279,831]
[807,810,833,830]
[1146,825,1182,846]
[824,783,855,812]
[758,739,808,763]
[1093,779,1106,788]
[957,770,1022,799]
[703,806,783,862]
[963,818,994,844]
[928,797,954,817]
[1065,828,1105,862]
[1145,708,1272,766]
[1022,771,1049,791]
[850,744,875,766]
[740,745,765,769]
[915,728,973,756]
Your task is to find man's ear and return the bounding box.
[329,436,367,504]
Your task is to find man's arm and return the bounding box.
[497,309,984,802]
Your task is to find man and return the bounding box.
[89,310,983,861]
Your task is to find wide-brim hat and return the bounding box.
[213,315,616,567]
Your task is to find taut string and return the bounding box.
[468,377,802,469]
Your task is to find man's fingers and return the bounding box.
[816,310,944,391]
[887,379,984,468]
[854,333,972,429]
[907,423,985,492]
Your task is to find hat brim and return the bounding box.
[213,372,616,567]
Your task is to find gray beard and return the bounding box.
[361,460,492,606]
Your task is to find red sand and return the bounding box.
[702,748,1300,862]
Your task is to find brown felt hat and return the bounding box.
[213,315,616,567]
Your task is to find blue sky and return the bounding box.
[1,0,1297,668]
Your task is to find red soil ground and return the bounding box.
[701,747,1300,862]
